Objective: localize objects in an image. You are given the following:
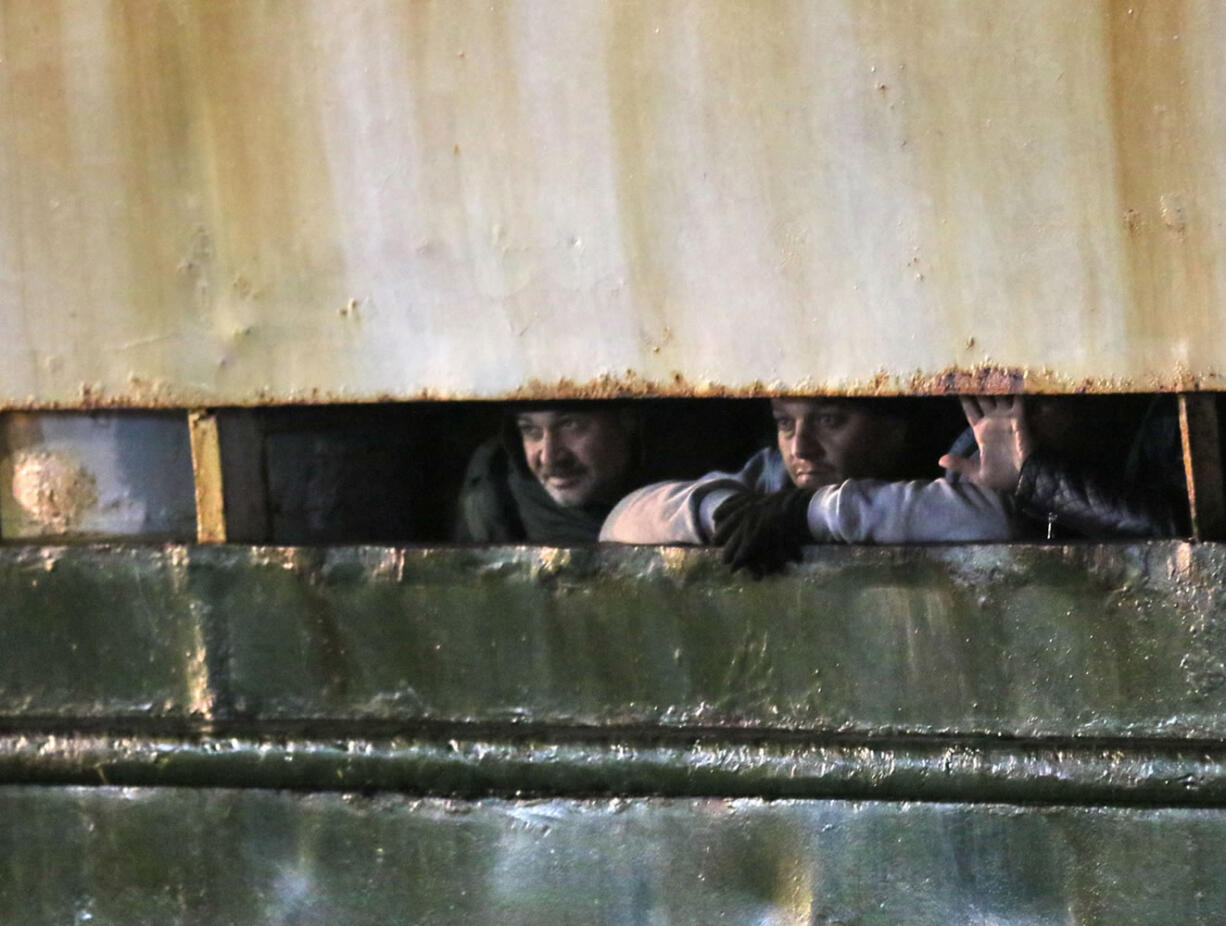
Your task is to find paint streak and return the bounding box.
[605,2,673,351]
[1108,0,1221,354]
[2,3,1226,408]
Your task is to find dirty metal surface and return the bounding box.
[10,727,1226,806]
[2,2,1226,406]
[174,543,1226,738]
[5,541,1226,923]
[2,788,1226,925]
[4,542,1226,762]
[0,546,207,721]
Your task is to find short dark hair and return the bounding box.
[501,401,642,473]
[774,395,923,420]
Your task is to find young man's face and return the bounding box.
[771,398,907,488]
[515,409,634,507]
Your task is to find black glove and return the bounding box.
[712,487,817,578]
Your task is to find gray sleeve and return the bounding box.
[807,478,1015,543]
[599,448,783,544]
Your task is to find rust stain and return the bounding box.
[113,0,209,339]
[185,0,346,315]
[856,0,968,346]
[1108,0,1218,347]
[691,3,818,326]
[0,363,1220,411]
[606,3,673,356]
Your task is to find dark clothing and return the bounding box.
[452,439,612,543]
[949,396,1187,539]
[1015,449,1184,538]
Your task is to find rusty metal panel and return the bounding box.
[3,788,1226,924]
[2,1,1225,407]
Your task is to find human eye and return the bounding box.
[773,416,794,435]
[818,411,847,429]
[558,416,586,434]
[517,421,542,441]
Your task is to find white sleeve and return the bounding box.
[597,479,742,544]
[807,478,1014,543]
[599,448,783,544]
[601,455,1015,546]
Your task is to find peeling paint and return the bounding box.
[9,450,99,532]
[0,413,196,539]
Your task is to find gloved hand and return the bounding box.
[712,487,817,578]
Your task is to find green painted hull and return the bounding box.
[4,789,1225,925]
[3,542,1225,922]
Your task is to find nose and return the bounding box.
[791,419,825,461]
[539,429,568,468]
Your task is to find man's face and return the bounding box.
[516,409,634,507]
[771,398,907,488]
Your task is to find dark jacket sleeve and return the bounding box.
[1014,449,1184,539]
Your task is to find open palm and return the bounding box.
[939,396,1033,492]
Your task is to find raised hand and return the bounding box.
[939,395,1033,492]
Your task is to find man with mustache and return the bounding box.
[599,396,1014,576]
[454,402,643,543]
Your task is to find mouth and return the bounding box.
[793,466,835,486]
[542,471,585,488]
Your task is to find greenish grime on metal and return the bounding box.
[4,542,1226,922]
[4,729,1226,806]
[3,541,1226,736]
[0,542,1225,805]
[3,788,1226,925]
